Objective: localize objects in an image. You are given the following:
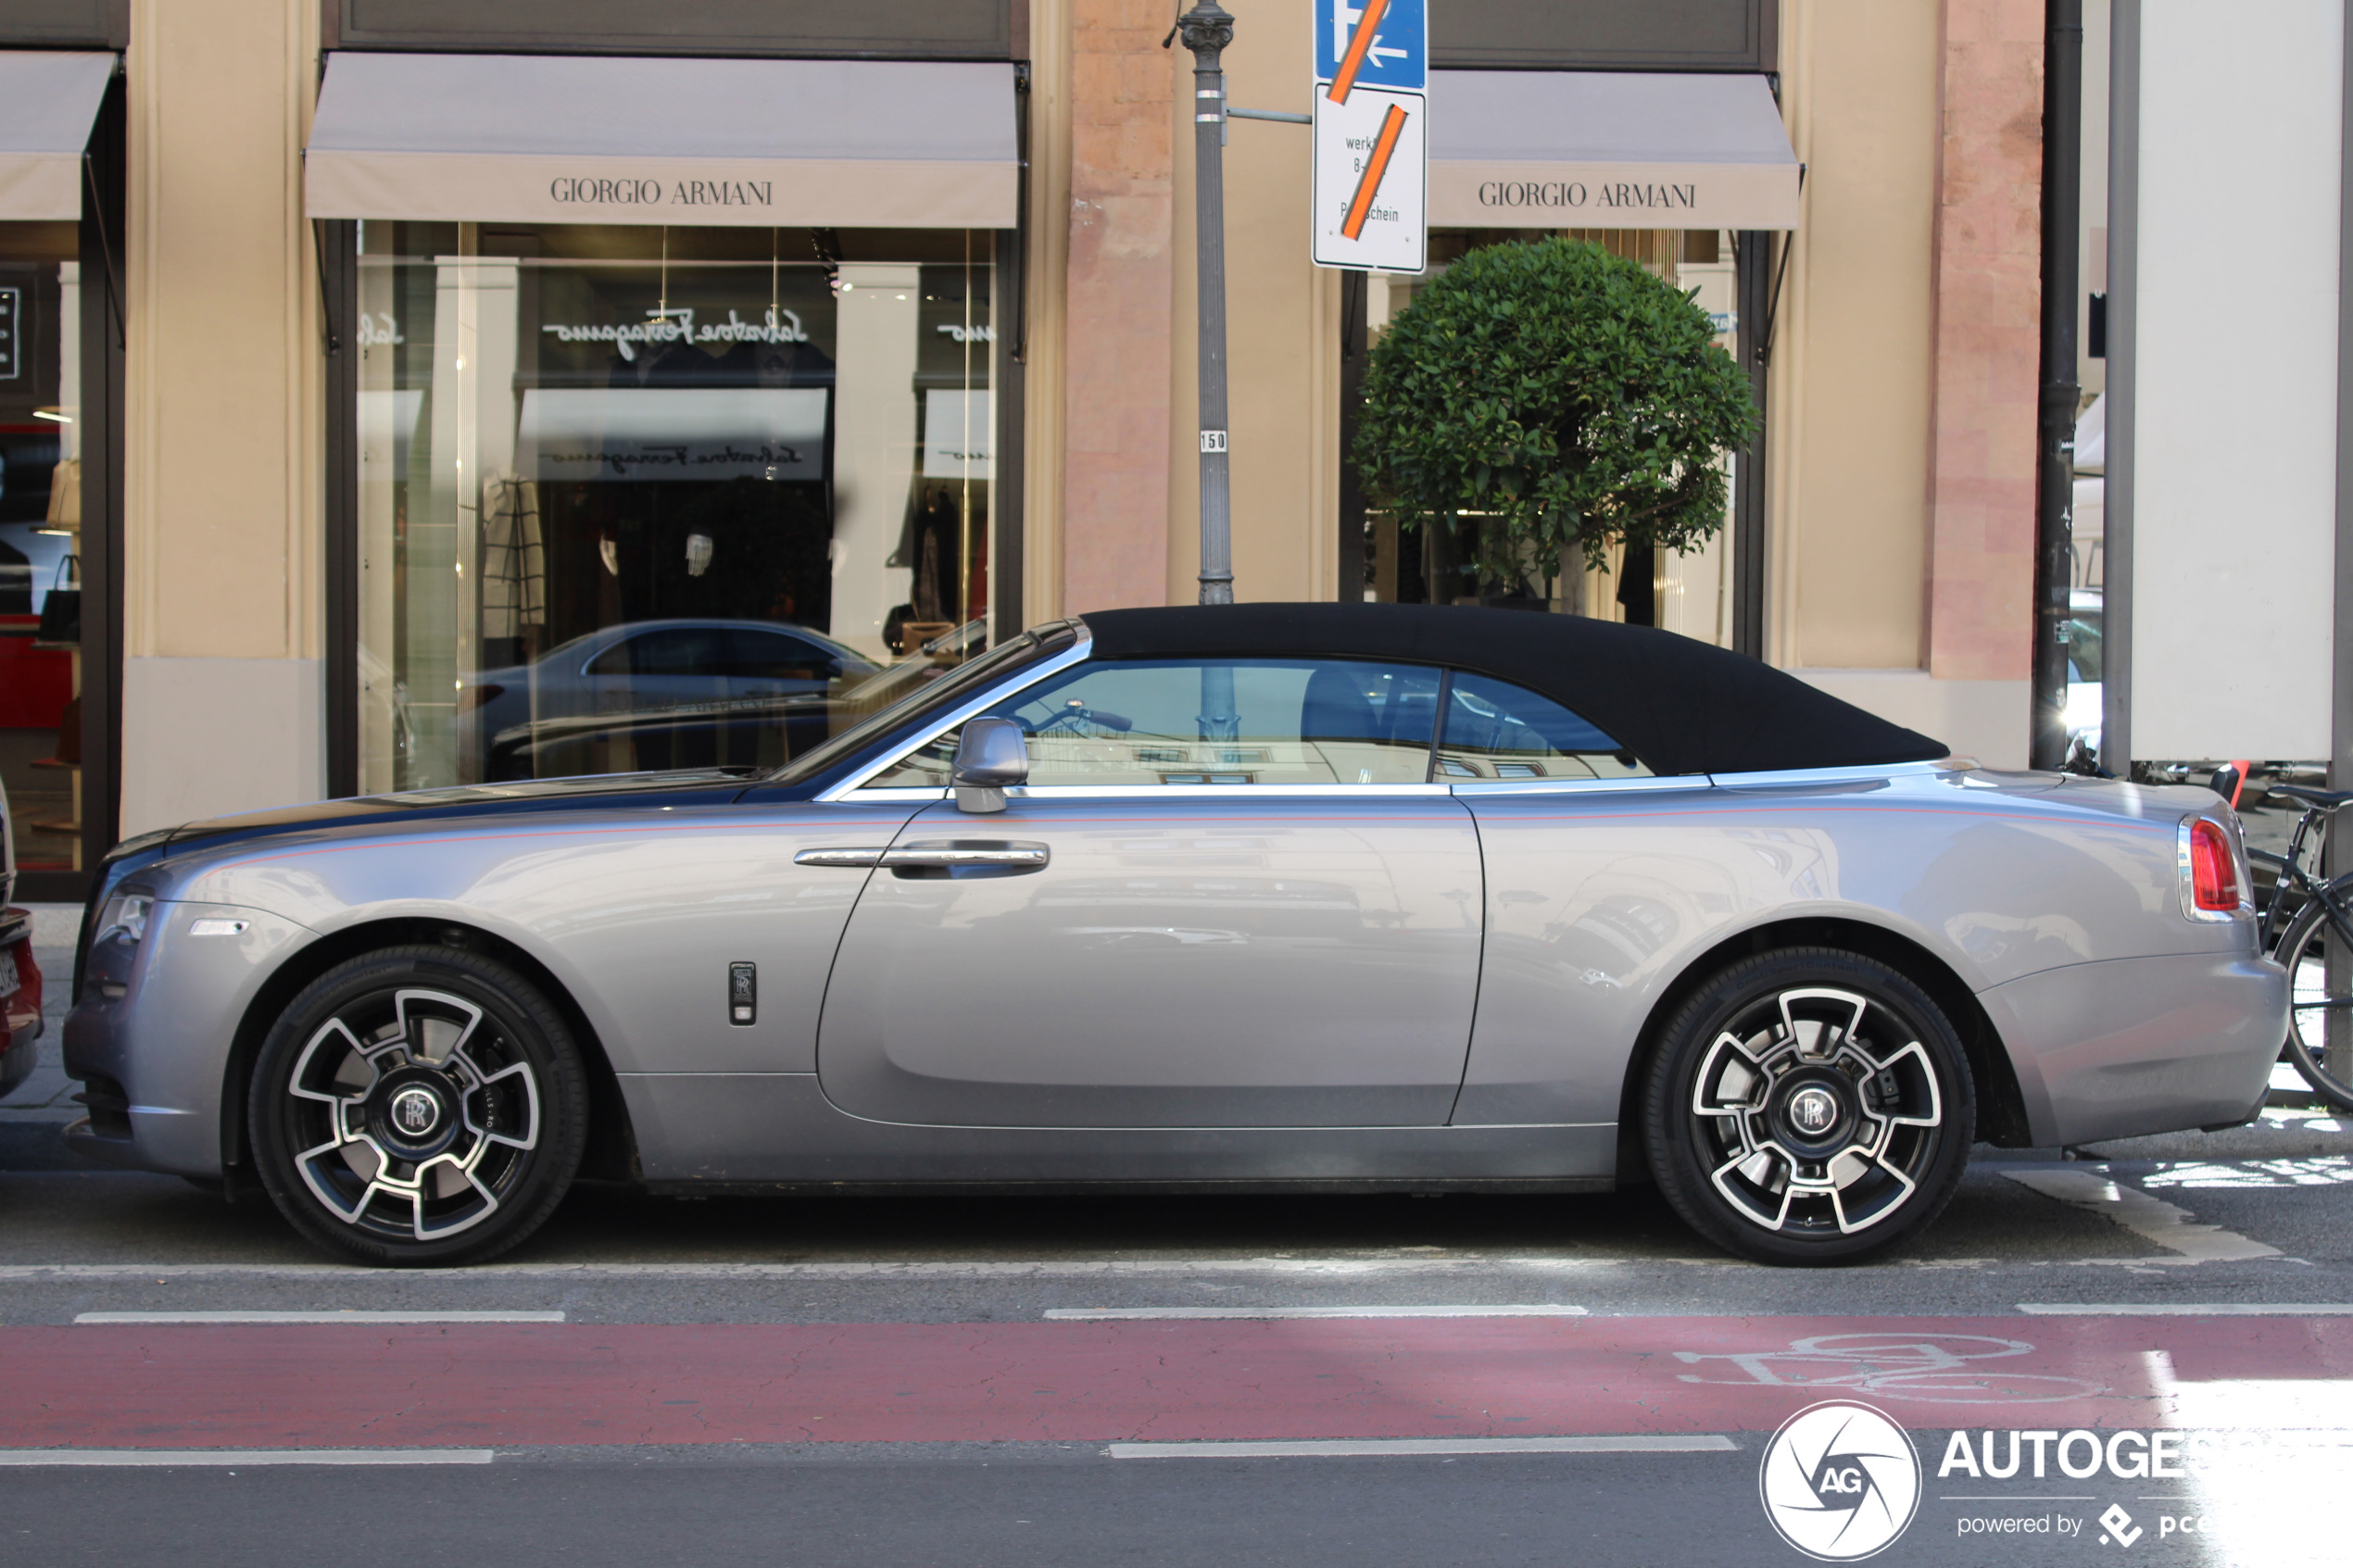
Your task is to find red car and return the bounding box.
[2,785,45,1099]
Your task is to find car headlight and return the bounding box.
[96,894,152,946]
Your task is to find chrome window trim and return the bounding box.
[988,783,1458,802]
[819,624,1096,800]
[1446,774,1711,798]
[1705,761,1948,788]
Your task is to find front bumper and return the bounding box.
[1978,950,2287,1148]
[60,901,314,1178]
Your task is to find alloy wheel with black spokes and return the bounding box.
[248,945,587,1266]
[1643,948,1975,1265]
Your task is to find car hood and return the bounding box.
[153,768,761,854]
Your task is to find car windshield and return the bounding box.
[763,623,1076,785]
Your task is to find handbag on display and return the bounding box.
[34,554,80,647]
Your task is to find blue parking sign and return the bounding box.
[1315,0,1426,94]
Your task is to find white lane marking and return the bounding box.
[2141,1159,2353,1188]
[0,1258,1619,1281]
[1106,1436,1736,1459]
[1999,1166,2282,1263]
[72,1311,565,1324]
[0,1449,494,1466]
[2017,1302,2353,1316]
[1045,1305,1587,1320]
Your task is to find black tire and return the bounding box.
[1642,947,1975,1266]
[2278,897,2353,1111]
[246,945,587,1267]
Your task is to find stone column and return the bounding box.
[1062,0,1175,615]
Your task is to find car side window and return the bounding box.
[859,659,1443,789]
[1437,671,1651,782]
[724,630,837,683]
[588,628,724,678]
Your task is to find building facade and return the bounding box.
[0,0,2056,900]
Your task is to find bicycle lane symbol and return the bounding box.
[1673,1333,2108,1405]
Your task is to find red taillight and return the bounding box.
[2189,818,2241,912]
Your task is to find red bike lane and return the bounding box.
[6,1314,2352,1450]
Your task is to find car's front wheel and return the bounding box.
[1642,948,1974,1265]
[247,945,586,1267]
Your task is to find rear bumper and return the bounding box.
[1979,950,2285,1147]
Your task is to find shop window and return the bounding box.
[0,234,86,874]
[353,222,995,790]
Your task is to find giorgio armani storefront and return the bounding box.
[305,19,1021,797]
[0,24,122,901]
[11,0,2044,854]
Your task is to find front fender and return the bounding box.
[61,900,315,1177]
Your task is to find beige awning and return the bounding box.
[0,51,114,220]
[1429,71,1799,232]
[305,53,1018,229]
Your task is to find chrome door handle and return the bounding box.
[880,840,1050,870]
[795,847,889,868]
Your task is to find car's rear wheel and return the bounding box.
[247,945,586,1267]
[1642,947,1974,1265]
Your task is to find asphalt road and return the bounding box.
[7,908,2353,1567]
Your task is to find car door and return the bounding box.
[811,656,1486,1128]
[1438,669,1716,1126]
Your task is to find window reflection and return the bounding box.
[1437,671,1649,781]
[0,245,84,872]
[862,659,1444,788]
[355,223,995,790]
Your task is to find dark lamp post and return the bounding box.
[1177,1,1236,608]
[2032,0,2083,771]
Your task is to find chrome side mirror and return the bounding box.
[951,717,1029,814]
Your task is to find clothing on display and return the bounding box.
[44,457,78,530]
[479,475,547,641]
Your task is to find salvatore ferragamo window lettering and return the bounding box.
[353,221,997,795]
[541,305,811,360]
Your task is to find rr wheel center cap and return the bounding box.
[389,1086,442,1138]
[369,1070,461,1158]
[1766,1070,1859,1155]
[1787,1085,1839,1135]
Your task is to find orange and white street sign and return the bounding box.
[1312,0,1426,272]
[1313,84,1426,272]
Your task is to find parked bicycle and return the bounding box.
[2214,763,2353,1110]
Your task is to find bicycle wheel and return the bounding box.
[2278,890,2353,1110]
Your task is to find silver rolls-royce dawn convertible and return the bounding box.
[61,605,2285,1267]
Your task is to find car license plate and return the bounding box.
[0,947,17,1000]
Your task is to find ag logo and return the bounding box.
[1758,1400,1921,1561]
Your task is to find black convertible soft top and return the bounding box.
[1078,603,1947,778]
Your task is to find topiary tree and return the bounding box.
[1354,237,1759,602]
